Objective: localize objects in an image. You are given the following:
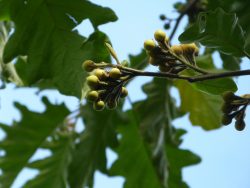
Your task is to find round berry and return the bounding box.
[120,87,128,98]
[93,100,105,111]
[221,114,232,125]
[170,45,183,55]
[154,29,167,42]
[109,68,122,79]
[94,69,107,80]
[86,90,99,102]
[144,39,156,51]
[235,120,245,131]
[86,75,99,89]
[82,60,96,72]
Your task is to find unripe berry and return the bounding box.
[144,39,156,51]
[86,90,99,102]
[86,75,99,89]
[159,14,166,20]
[221,114,232,125]
[181,43,198,55]
[120,87,128,98]
[93,100,105,111]
[154,29,167,42]
[222,91,236,102]
[109,68,122,79]
[170,45,183,55]
[94,69,108,80]
[235,120,245,131]
[82,60,96,72]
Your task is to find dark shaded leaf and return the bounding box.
[23,133,74,188]
[2,0,117,98]
[110,112,162,188]
[179,8,246,57]
[129,49,148,70]
[0,97,70,188]
[68,105,127,188]
[220,53,241,71]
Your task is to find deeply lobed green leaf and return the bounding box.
[1,0,117,98]
[0,97,70,188]
[179,8,247,57]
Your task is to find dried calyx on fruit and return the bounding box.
[143,29,200,74]
[221,91,250,131]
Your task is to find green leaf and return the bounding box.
[68,104,127,188]
[110,112,162,188]
[166,129,201,188]
[182,55,238,95]
[220,53,241,71]
[23,133,73,188]
[193,78,237,95]
[179,8,246,57]
[0,97,70,188]
[129,49,148,70]
[2,0,117,98]
[175,80,223,130]
[167,145,201,188]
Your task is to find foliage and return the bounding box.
[0,0,249,188]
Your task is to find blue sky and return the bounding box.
[0,0,250,188]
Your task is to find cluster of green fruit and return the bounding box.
[82,60,128,111]
[144,29,199,73]
[221,91,249,131]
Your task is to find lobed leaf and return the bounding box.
[23,133,74,188]
[179,8,247,57]
[0,97,70,188]
[175,80,223,130]
[68,104,127,188]
[1,0,117,98]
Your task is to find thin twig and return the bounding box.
[169,0,199,41]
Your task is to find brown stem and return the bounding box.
[169,0,199,41]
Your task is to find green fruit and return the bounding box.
[94,69,107,80]
[144,39,156,51]
[222,91,236,102]
[221,114,232,125]
[86,75,99,89]
[120,87,128,98]
[82,60,96,72]
[164,23,170,30]
[235,120,245,131]
[159,14,166,20]
[86,90,99,102]
[180,43,199,57]
[170,45,183,55]
[154,29,167,42]
[93,100,105,111]
[109,68,122,79]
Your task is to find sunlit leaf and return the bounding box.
[175,80,223,130]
